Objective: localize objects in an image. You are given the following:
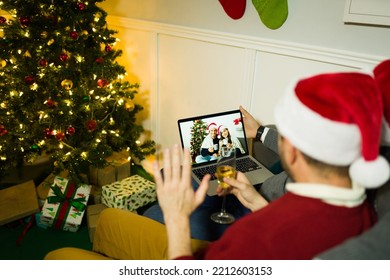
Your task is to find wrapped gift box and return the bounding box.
[0,180,39,226]
[86,203,108,242]
[40,176,91,232]
[101,175,156,212]
[89,150,131,187]
[36,170,69,200]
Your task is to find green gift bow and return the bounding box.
[47,184,86,212]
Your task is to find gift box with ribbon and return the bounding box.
[40,176,91,232]
[101,175,156,212]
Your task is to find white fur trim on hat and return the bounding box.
[274,85,361,166]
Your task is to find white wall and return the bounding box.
[100,0,390,153]
[100,0,390,57]
[108,16,384,152]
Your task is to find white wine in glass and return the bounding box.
[210,146,236,224]
[216,165,236,189]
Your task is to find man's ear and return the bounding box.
[281,137,298,166]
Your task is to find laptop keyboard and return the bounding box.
[193,157,262,180]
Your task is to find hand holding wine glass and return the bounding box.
[210,146,236,224]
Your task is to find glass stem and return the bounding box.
[221,195,227,214]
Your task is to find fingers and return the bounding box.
[239,105,249,117]
[194,174,210,207]
[181,148,192,185]
[172,144,181,180]
[236,171,251,184]
[153,161,163,187]
[155,145,192,186]
[162,148,172,184]
[224,171,251,190]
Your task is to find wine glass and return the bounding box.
[210,146,236,224]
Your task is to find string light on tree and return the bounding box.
[0,0,155,182]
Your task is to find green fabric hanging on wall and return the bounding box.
[252,0,288,29]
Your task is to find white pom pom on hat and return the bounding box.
[275,71,390,188]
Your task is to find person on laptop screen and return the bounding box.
[195,123,219,163]
[218,125,245,157]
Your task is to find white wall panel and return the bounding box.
[157,35,249,150]
[107,17,384,156]
[250,53,358,125]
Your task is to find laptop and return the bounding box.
[178,109,274,196]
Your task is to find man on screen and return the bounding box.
[195,123,219,163]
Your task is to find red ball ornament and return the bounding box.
[24,75,35,85]
[0,125,8,136]
[67,126,76,135]
[97,79,109,88]
[19,16,31,27]
[70,31,79,40]
[85,120,97,132]
[95,57,104,64]
[60,53,69,61]
[105,45,112,52]
[56,131,65,141]
[44,128,54,138]
[77,3,86,11]
[0,16,6,24]
[39,58,48,67]
[46,99,56,108]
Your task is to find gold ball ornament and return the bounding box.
[41,31,49,39]
[61,79,73,90]
[124,99,135,112]
[0,59,6,68]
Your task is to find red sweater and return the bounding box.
[177,192,376,260]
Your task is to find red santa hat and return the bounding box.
[373,59,390,146]
[275,72,390,188]
[218,0,246,20]
[207,122,217,132]
[218,125,227,135]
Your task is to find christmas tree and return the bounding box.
[0,0,155,183]
[190,120,207,162]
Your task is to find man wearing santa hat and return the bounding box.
[45,61,390,260]
[153,69,389,259]
[195,122,219,163]
[238,59,390,259]
[316,59,390,259]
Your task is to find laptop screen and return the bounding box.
[178,110,249,166]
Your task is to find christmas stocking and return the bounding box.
[218,0,247,20]
[252,0,288,29]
